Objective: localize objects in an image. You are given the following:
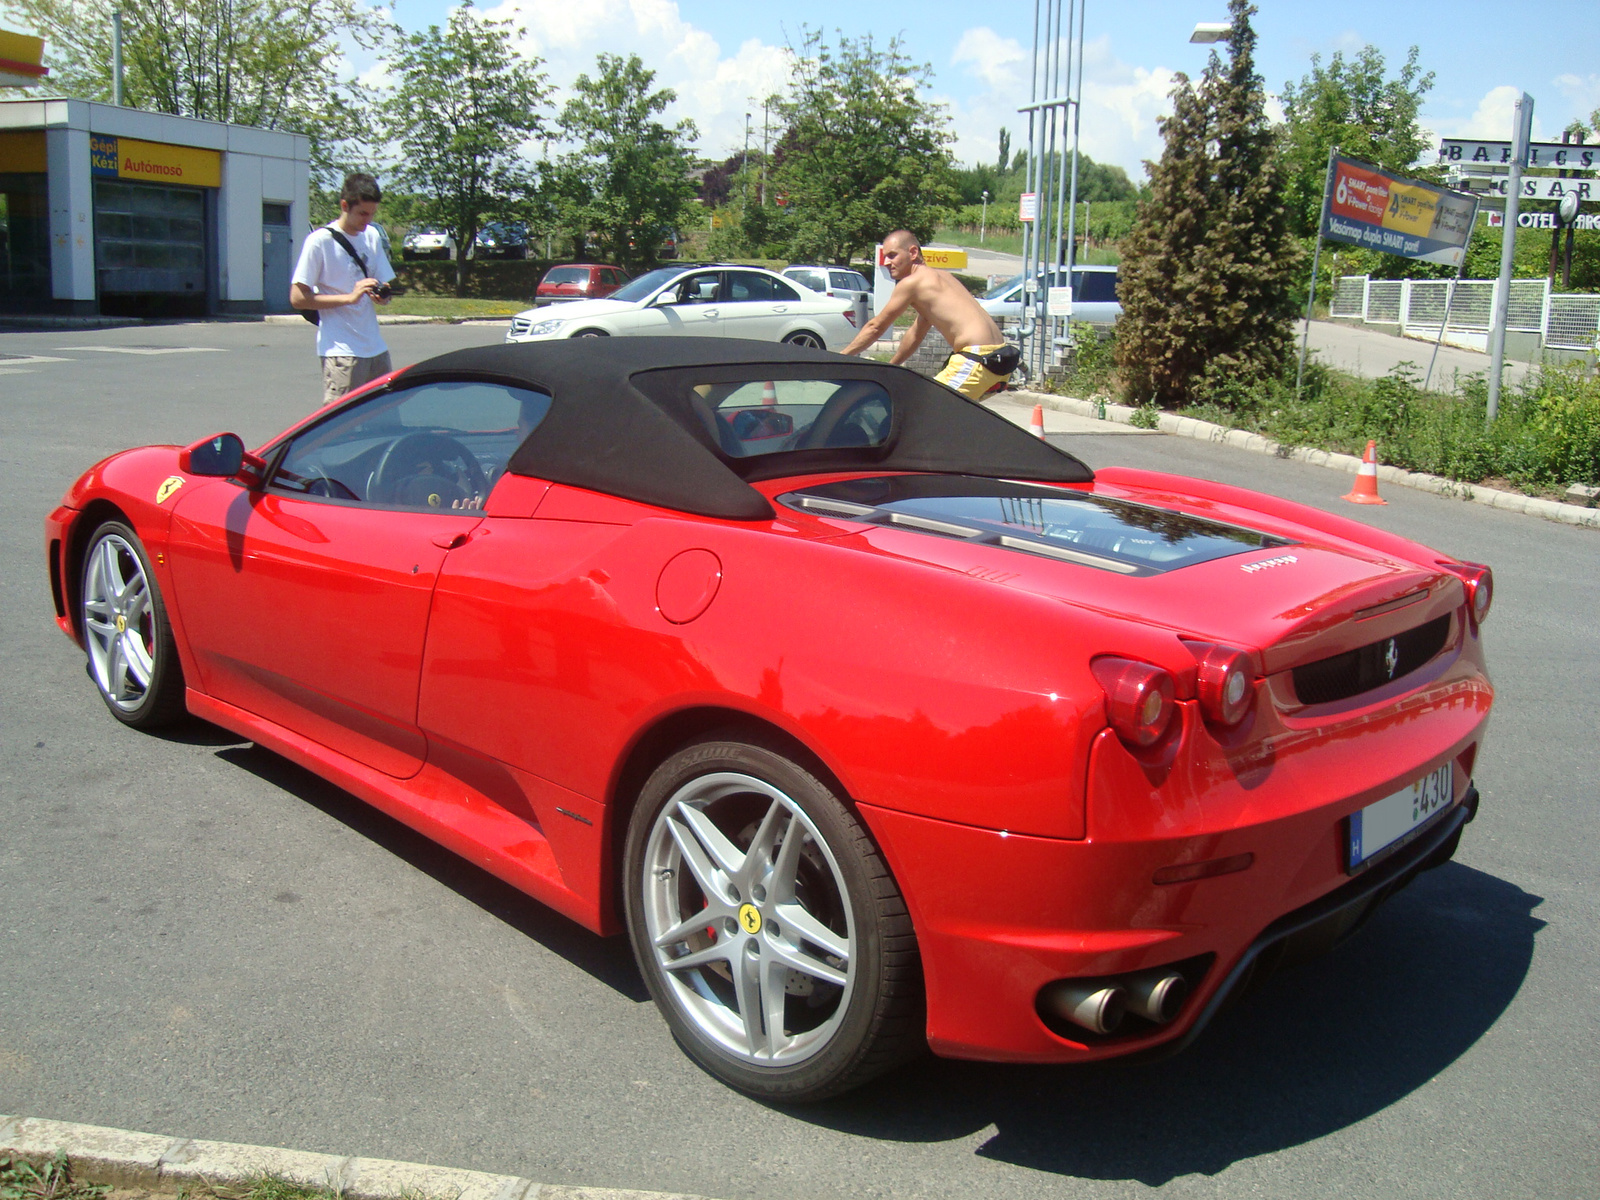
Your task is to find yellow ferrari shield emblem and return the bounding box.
[738,903,762,935]
[156,475,185,504]
[115,614,127,633]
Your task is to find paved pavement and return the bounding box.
[2,320,1597,1200]
[1299,319,1535,388]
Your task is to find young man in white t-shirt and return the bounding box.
[290,172,397,406]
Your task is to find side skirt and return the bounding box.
[187,688,605,933]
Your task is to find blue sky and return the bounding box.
[382,0,1600,181]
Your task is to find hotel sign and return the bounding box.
[1438,139,1599,171]
[90,135,221,187]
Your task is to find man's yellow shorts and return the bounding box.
[935,344,1011,400]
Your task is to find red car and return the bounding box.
[535,263,629,306]
[46,339,1493,1102]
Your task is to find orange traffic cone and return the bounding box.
[1030,404,1046,438]
[1342,440,1387,505]
[761,381,777,406]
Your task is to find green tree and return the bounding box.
[1280,45,1435,239]
[382,3,551,295]
[996,127,1011,175]
[3,0,387,183]
[769,29,959,264]
[546,53,699,272]
[1115,0,1299,407]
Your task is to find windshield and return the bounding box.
[610,266,684,304]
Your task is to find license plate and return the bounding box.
[1347,764,1454,872]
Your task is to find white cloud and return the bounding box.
[1552,72,1600,123]
[473,0,792,158]
[1424,85,1548,143]
[946,30,1176,181]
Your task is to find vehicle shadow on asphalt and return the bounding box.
[799,862,1544,1186]
[214,741,652,1003]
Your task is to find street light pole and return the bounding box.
[741,113,751,213]
[981,190,989,243]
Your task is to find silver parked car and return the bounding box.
[507,264,861,350]
[980,265,1121,325]
[782,265,874,318]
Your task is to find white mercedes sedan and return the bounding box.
[506,264,860,350]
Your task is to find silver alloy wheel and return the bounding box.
[641,770,855,1066]
[83,531,156,712]
[784,332,824,349]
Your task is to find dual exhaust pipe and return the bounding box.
[1040,968,1189,1036]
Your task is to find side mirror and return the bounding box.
[179,433,264,481]
[651,291,678,307]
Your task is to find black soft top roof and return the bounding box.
[400,337,1093,520]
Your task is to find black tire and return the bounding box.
[572,329,609,338]
[623,733,924,1101]
[79,520,187,729]
[783,331,825,349]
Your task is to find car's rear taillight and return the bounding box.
[1091,657,1176,747]
[842,308,858,327]
[1438,561,1492,627]
[1192,643,1256,726]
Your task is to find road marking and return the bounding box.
[55,346,227,355]
[0,354,72,366]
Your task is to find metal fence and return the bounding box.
[1333,275,1597,353]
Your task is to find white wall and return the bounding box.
[45,124,93,301]
[223,152,263,301]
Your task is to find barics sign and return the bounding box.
[1320,155,1478,266]
[89,135,221,187]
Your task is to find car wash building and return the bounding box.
[1,98,309,316]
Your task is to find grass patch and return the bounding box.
[381,297,523,318]
[2,1154,108,1200]
[1179,358,1600,491]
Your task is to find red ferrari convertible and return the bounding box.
[46,338,1493,1101]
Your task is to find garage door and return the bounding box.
[94,180,206,295]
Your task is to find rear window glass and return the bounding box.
[1074,270,1119,303]
[779,475,1289,575]
[788,269,825,291]
[688,378,892,459]
[544,267,585,285]
[830,271,863,290]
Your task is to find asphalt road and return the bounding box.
[2,320,1597,1200]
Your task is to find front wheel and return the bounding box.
[572,328,609,338]
[623,735,924,1102]
[782,331,825,350]
[80,520,187,729]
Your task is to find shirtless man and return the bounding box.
[840,229,1016,398]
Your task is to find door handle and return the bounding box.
[701,309,719,318]
[772,305,789,312]
[432,531,469,550]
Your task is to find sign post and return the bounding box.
[1486,93,1534,425]
[1296,146,1338,400]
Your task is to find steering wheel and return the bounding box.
[369,431,489,507]
[795,382,889,449]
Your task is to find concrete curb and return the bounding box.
[1013,388,1600,530]
[0,1116,711,1200]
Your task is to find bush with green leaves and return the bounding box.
[1185,359,1600,489]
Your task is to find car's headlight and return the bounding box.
[525,318,567,337]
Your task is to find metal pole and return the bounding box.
[980,191,988,243]
[111,10,124,106]
[1296,145,1338,399]
[1033,0,1060,378]
[1424,259,1466,392]
[1486,92,1533,425]
[1018,0,1044,352]
[1062,0,1084,280]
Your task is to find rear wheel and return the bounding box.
[623,734,924,1102]
[80,520,186,729]
[782,331,825,350]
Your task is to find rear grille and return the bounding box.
[1291,615,1451,705]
